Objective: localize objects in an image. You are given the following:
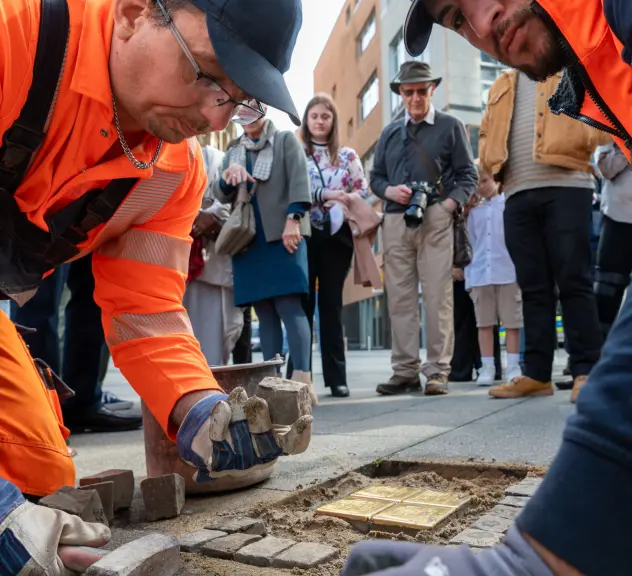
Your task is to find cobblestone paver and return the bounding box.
[271,542,339,569]
[178,530,226,552]
[449,476,543,549]
[234,536,297,567]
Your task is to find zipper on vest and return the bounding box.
[534,2,632,149]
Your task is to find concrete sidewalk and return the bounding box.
[71,348,572,493]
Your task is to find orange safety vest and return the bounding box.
[0,0,221,437]
[535,0,632,159]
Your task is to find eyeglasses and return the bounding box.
[402,87,431,98]
[155,0,265,126]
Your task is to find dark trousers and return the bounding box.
[304,226,354,388]
[504,187,602,382]
[594,215,632,340]
[232,306,253,365]
[449,280,501,381]
[12,255,105,415]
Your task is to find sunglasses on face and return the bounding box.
[402,87,432,98]
[155,0,265,126]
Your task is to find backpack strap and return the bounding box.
[0,0,69,194]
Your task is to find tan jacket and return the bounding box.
[479,70,610,179]
[340,194,383,289]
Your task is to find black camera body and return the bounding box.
[403,181,440,229]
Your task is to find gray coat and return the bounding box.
[213,130,312,242]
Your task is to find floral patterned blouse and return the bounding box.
[306,143,369,229]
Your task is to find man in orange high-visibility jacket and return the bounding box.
[341,1,632,576]
[0,0,312,525]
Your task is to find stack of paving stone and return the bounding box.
[449,476,543,549]
[178,516,339,569]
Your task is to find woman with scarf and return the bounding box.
[214,118,317,403]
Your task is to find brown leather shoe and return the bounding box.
[376,375,422,396]
[489,376,554,399]
[570,374,588,404]
[425,373,449,396]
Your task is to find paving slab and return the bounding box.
[490,504,522,521]
[84,533,179,576]
[205,517,266,536]
[394,392,571,466]
[271,542,338,569]
[235,536,297,567]
[450,528,503,548]
[178,530,227,552]
[471,514,513,534]
[200,533,263,560]
[500,495,530,508]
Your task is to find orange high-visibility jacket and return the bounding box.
[0,0,222,436]
[536,0,632,159]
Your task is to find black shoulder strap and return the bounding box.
[0,0,69,194]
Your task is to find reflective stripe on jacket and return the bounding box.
[0,0,221,436]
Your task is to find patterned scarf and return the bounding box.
[233,119,276,185]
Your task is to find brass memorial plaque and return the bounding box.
[315,498,395,522]
[403,489,471,510]
[371,503,456,531]
[349,485,422,503]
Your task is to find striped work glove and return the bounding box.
[176,387,313,482]
[0,478,110,575]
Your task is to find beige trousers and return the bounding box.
[382,205,454,379]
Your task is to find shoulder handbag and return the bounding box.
[214,181,257,256]
[407,127,472,267]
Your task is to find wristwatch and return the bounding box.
[287,213,302,222]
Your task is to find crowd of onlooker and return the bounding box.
[16,60,632,427]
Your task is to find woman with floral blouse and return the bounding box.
[300,93,370,398]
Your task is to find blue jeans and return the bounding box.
[12,255,105,415]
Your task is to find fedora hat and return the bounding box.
[390,61,442,94]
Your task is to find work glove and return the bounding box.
[176,387,313,482]
[341,526,555,576]
[0,478,110,575]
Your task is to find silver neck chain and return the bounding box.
[112,95,163,170]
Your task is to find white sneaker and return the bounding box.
[505,364,522,382]
[476,364,496,386]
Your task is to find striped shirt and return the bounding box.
[502,74,594,199]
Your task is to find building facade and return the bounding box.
[314,0,507,350]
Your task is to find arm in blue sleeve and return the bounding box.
[287,202,310,215]
[605,0,632,64]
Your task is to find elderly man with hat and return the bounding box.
[371,60,477,397]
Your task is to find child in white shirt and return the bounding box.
[465,170,523,386]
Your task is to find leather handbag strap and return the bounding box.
[0,0,69,195]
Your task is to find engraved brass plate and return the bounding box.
[403,489,471,509]
[349,485,422,503]
[371,503,455,530]
[315,498,395,521]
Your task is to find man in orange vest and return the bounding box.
[342,1,632,575]
[0,0,313,570]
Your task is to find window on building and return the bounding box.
[389,29,406,114]
[357,11,376,57]
[348,118,354,139]
[359,73,379,122]
[480,52,508,110]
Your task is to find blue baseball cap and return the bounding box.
[405,0,434,57]
[192,0,302,125]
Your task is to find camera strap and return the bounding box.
[406,125,445,195]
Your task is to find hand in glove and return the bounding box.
[341,526,555,576]
[0,478,110,575]
[176,387,313,482]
